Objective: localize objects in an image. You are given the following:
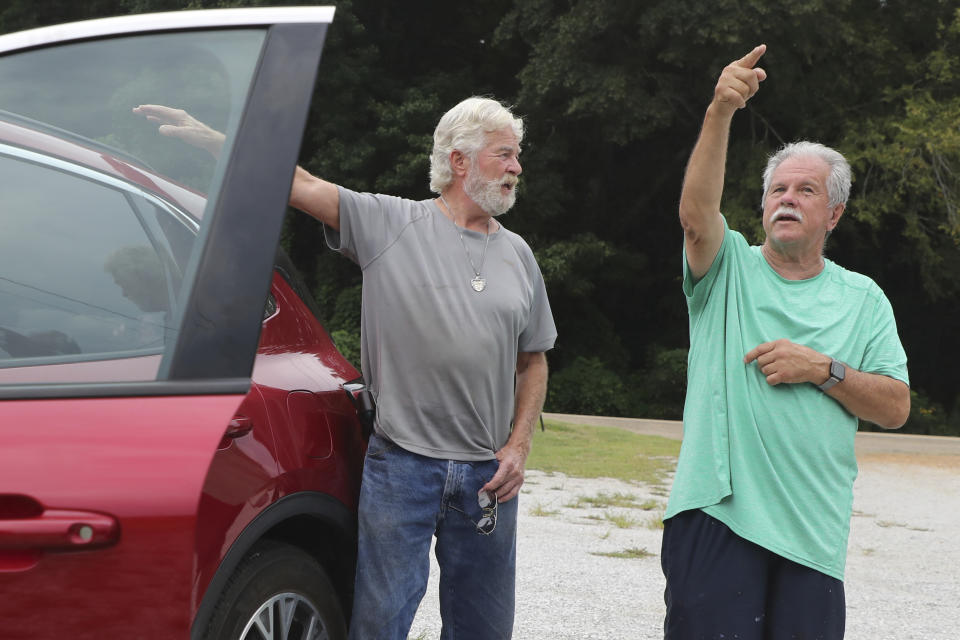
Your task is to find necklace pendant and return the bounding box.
[471,275,486,292]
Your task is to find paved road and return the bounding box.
[543,412,960,460]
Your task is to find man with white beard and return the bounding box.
[135,95,555,639]
[662,45,910,639]
[290,96,556,640]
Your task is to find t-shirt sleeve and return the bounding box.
[517,244,557,353]
[861,289,910,385]
[324,186,416,268]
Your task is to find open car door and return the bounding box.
[0,8,333,637]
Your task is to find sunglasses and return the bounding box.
[475,490,498,535]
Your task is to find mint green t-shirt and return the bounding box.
[665,218,909,580]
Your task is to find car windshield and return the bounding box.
[0,29,265,384]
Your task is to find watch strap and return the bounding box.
[817,359,845,391]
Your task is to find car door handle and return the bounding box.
[225,414,254,438]
[342,378,376,438]
[0,509,119,550]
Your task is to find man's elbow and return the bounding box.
[878,386,911,430]
[887,403,911,431]
[678,205,702,238]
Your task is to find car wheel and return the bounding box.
[200,541,347,640]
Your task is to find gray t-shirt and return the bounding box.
[326,186,557,461]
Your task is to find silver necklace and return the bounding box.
[440,195,490,292]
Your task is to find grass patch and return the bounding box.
[590,546,654,559]
[528,421,680,484]
[603,512,641,529]
[567,491,645,509]
[528,503,560,517]
[646,511,665,530]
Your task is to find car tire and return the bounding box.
[200,540,347,640]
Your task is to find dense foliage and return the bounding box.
[6,0,960,435]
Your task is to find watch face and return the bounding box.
[830,360,846,381]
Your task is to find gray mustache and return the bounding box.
[771,207,804,223]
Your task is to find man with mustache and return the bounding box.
[662,45,910,639]
[290,95,554,640]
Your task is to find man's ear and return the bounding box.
[827,202,845,231]
[450,149,470,178]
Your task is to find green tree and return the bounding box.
[497,0,960,429]
[6,0,960,432]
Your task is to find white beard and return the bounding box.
[465,168,517,216]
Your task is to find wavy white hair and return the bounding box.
[429,96,524,194]
[762,141,851,209]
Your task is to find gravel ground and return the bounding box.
[408,453,960,639]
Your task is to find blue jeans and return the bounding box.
[347,433,518,640]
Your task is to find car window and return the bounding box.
[0,29,266,384]
[0,153,182,361]
[275,249,329,326]
[0,30,261,190]
[264,292,278,321]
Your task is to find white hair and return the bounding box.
[761,141,852,209]
[429,96,524,194]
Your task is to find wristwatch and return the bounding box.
[817,359,846,391]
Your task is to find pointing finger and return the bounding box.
[743,341,773,364]
[736,44,767,69]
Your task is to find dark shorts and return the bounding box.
[661,509,845,640]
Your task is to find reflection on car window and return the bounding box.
[0,30,262,190]
[0,154,178,361]
[0,29,266,384]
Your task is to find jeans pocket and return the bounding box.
[470,458,499,488]
[365,433,396,460]
[460,459,502,536]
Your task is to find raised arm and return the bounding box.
[289,167,341,231]
[680,44,767,279]
[133,104,341,230]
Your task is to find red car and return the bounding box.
[0,8,369,639]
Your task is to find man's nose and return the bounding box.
[508,156,522,176]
